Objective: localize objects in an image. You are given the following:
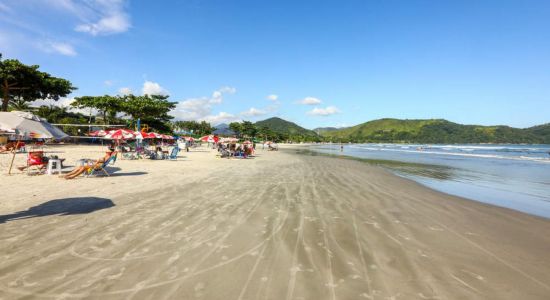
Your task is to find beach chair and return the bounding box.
[26,151,47,175]
[167,147,180,160]
[87,153,117,177]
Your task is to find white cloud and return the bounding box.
[171,86,238,123]
[118,87,132,95]
[267,94,278,101]
[307,106,340,116]
[30,97,96,115]
[219,86,237,94]
[31,97,75,108]
[104,80,113,86]
[203,112,241,124]
[172,98,212,120]
[142,81,169,96]
[298,97,322,105]
[241,107,266,117]
[211,86,236,104]
[40,41,77,56]
[74,0,131,36]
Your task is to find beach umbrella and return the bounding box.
[0,111,68,175]
[182,136,194,141]
[148,132,163,139]
[0,111,68,140]
[242,140,253,145]
[200,135,219,143]
[160,134,174,140]
[104,129,136,140]
[133,131,144,140]
[88,130,107,137]
[140,132,152,139]
[221,137,238,143]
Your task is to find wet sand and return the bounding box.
[1,146,549,299]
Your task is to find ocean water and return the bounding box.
[308,144,550,219]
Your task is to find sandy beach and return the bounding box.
[1,145,549,300]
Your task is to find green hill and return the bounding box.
[322,118,549,144]
[255,117,320,141]
[313,127,345,134]
[525,123,550,144]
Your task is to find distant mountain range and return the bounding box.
[320,118,550,144]
[212,123,235,135]
[252,117,550,144]
[255,117,319,139]
[312,127,346,134]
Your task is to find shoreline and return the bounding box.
[1,145,549,299]
[284,144,550,219]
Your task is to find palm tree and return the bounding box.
[8,97,31,111]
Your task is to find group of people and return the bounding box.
[3,137,268,179]
[217,143,255,158]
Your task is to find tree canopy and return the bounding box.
[173,120,214,135]
[0,53,76,111]
[72,95,123,124]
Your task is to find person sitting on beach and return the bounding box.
[245,145,253,156]
[17,151,48,172]
[63,148,116,179]
[0,142,22,153]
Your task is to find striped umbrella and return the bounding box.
[104,129,136,140]
[88,130,107,137]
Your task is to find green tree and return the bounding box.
[257,125,276,141]
[72,95,123,124]
[0,54,76,111]
[122,94,177,133]
[173,120,201,134]
[229,122,243,137]
[241,121,257,139]
[198,121,214,135]
[8,97,32,111]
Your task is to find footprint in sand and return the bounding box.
[194,282,205,298]
[417,249,429,258]
[428,226,444,232]
[53,270,69,281]
[106,267,126,280]
[461,269,485,281]
[167,253,180,264]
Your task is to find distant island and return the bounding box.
[256,117,550,144]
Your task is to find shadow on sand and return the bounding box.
[110,171,148,177]
[0,197,115,224]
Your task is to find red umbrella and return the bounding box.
[104,129,136,140]
[144,132,162,139]
[200,135,218,143]
[242,140,253,145]
[161,134,174,140]
[220,137,238,143]
[88,130,107,137]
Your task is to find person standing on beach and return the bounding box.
[340,144,344,152]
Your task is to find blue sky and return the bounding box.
[1,0,549,129]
